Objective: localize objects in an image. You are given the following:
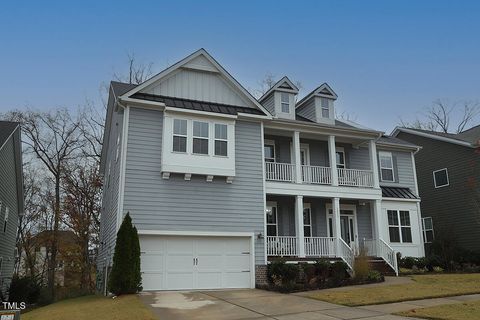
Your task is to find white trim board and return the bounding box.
[137,230,255,237]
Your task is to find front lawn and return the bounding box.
[399,300,480,320]
[309,274,480,306]
[22,294,157,320]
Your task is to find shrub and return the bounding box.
[354,250,370,280]
[400,256,417,269]
[314,259,330,284]
[108,213,142,295]
[267,259,299,287]
[8,276,41,304]
[366,270,383,282]
[37,287,54,306]
[329,261,349,284]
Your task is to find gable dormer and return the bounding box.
[259,76,299,120]
[296,83,337,125]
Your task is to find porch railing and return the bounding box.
[301,165,332,185]
[338,168,374,187]
[266,236,298,256]
[362,238,398,276]
[265,162,295,182]
[304,237,336,257]
[337,238,354,270]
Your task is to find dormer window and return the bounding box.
[281,92,290,113]
[321,98,329,118]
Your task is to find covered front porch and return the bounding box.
[265,195,397,274]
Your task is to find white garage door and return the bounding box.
[140,235,253,290]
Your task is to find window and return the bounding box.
[303,204,312,237]
[214,124,228,156]
[173,119,187,153]
[321,98,329,118]
[193,121,209,154]
[387,210,412,243]
[433,168,449,188]
[336,147,345,169]
[264,141,275,162]
[422,217,434,243]
[3,207,9,233]
[281,92,290,113]
[379,151,394,182]
[266,205,277,236]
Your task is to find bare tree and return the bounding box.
[400,99,480,133]
[113,52,154,85]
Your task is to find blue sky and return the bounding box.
[1,0,479,132]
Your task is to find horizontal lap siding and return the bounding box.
[124,108,265,264]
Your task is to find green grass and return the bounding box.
[398,300,480,320]
[309,274,480,306]
[22,295,157,320]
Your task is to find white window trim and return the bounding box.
[379,151,395,182]
[387,210,412,243]
[303,203,312,237]
[280,92,290,113]
[266,201,278,236]
[172,119,188,153]
[214,124,228,157]
[192,121,209,155]
[433,168,449,188]
[336,147,346,169]
[422,217,434,243]
[264,139,276,162]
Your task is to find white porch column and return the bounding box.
[369,139,380,188]
[293,131,302,183]
[332,197,341,256]
[328,135,338,186]
[295,195,305,257]
[371,199,382,240]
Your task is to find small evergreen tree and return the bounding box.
[108,213,142,295]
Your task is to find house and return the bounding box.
[393,126,480,252]
[17,230,82,288]
[0,121,24,300]
[97,49,424,292]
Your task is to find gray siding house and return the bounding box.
[0,121,24,300]
[393,126,480,252]
[97,49,424,292]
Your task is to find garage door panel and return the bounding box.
[166,273,194,290]
[142,272,164,290]
[224,271,250,288]
[196,272,222,289]
[225,255,250,270]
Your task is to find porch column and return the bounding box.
[293,131,302,183]
[371,199,382,240]
[369,139,380,188]
[328,135,338,186]
[295,195,305,257]
[332,197,341,255]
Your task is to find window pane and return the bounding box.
[321,98,328,108]
[322,107,329,118]
[336,152,345,165]
[400,211,410,226]
[282,103,290,113]
[434,169,449,187]
[215,124,227,140]
[425,230,434,243]
[267,225,277,236]
[304,226,311,237]
[380,155,393,168]
[266,207,276,224]
[264,145,275,160]
[423,217,433,230]
[387,210,398,225]
[328,218,333,237]
[381,168,394,181]
[173,119,187,135]
[215,140,227,156]
[193,138,208,154]
[193,121,209,137]
[401,227,412,242]
[389,227,400,242]
[281,92,289,102]
[303,208,311,225]
[173,136,187,152]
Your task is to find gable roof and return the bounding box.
[392,126,478,148]
[376,135,420,151]
[120,48,270,116]
[296,83,338,109]
[258,76,299,102]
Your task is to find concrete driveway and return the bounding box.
[139,289,415,320]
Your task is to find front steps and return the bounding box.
[364,257,397,276]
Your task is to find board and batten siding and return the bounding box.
[123,107,266,265]
[0,132,21,295]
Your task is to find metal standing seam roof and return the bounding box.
[381,186,419,199]
[131,92,266,116]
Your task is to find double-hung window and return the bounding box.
[387,210,412,243]
[173,119,187,153]
[281,92,290,113]
[266,205,278,236]
[336,147,346,169]
[379,151,394,182]
[214,124,228,156]
[193,121,209,155]
[422,217,434,243]
[264,141,275,162]
[303,204,312,237]
[433,168,449,188]
[321,98,329,118]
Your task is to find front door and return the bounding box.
[327,207,358,250]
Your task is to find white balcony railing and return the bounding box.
[302,165,332,185]
[338,168,374,187]
[266,236,298,256]
[265,162,295,182]
[304,237,336,257]
[362,238,398,276]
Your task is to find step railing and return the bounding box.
[301,165,332,185]
[337,168,374,187]
[266,236,298,256]
[304,237,337,257]
[337,238,354,270]
[361,238,398,276]
[265,162,295,182]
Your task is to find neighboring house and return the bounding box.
[0,121,23,300]
[393,126,480,252]
[97,49,424,292]
[18,230,82,288]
